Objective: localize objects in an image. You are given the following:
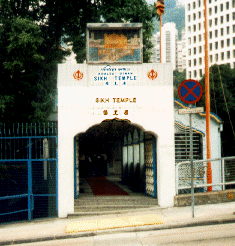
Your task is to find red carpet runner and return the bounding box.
[87,177,129,196]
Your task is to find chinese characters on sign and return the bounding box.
[103,110,129,116]
[95,97,137,116]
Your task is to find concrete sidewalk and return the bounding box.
[0,202,235,245]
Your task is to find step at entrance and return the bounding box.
[69,196,158,217]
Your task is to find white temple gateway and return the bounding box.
[57,23,222,218]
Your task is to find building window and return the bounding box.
[199,34,202,42]
[227,51,230,59]
[194,59,197,66]
[226,2,229,10]
[199,46,202,53]
[199,69,202,77]
[227,38,230,47]
[193,25,196,32]
[233,37,235,45]
[199,57,202,65]
[194,70,197,77]
[215,41,218,50]
[215,30,218,37]
[209,8,212,15]
[189,71,191,78]
[215,18,218,26]
[233,50,235,58]
[209,19,212,27]
[194,36,196,43]
[198,23,201,30]
[193,13,196,20]
[233,0,235,8]
[198,12,201,19]
[221,52,224,60]
[233,12,235,20]
[188,49,191,55]
[209,31,212,39]
[188,26,191,33]
[220,16,224,24]
[227,14,230,22]
[209,43,212,51]
[215,54,218,62]
[220,4,223,12]
[198,0,201,7]
[215,6,218,14]
[227,26,230,35]
[221,40,224,48]
[188,3,191,11]
[210,55,213,63]
[233,25,235,33]
[193,1,196,9]
[193,47,196,54]
[188,60,191,67]
[221,28,224,36]
[188,15,191,22]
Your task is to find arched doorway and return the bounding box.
[74,119,157,203]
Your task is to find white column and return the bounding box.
[139,131,145,192]
[58,133,74,218]
[127,132,133,185]
[157,133,175,207]
[122,135,128,183]
[133,129,140,190]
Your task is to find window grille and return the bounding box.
[175,133,203,163]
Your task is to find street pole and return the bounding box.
[160,14,162,63]
[190,105,194,218]
[156,1,164,63]
[204,0,212,191]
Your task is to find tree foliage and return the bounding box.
[173,69,186,99]
[198,64,235,156]
[0,0,156,123]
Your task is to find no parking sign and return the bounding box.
[178,79,203,104]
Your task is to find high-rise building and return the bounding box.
[151,23,178,70]
[185,0,235,80]
[177,28,187,72]
[150,34,159,63]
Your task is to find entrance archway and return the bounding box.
[58,62,175,218]
[74,119,157,201]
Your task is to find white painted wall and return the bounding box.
[57,63,175,218]
[174,101,223,190]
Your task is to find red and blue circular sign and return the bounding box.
[178,79,203,104]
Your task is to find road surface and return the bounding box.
[17,223,235,245]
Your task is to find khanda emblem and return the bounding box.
[147,70,158,80]
[156,0,165,16]
[73,70,83,81]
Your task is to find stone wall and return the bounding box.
[174,189,235,207]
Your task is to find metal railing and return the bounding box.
[176,156,235,195]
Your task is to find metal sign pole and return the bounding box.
[178,79,204,219]
[189,105,194,218]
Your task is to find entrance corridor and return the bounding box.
[73,176,158,216]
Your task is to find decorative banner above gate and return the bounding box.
[86,23,143,64]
